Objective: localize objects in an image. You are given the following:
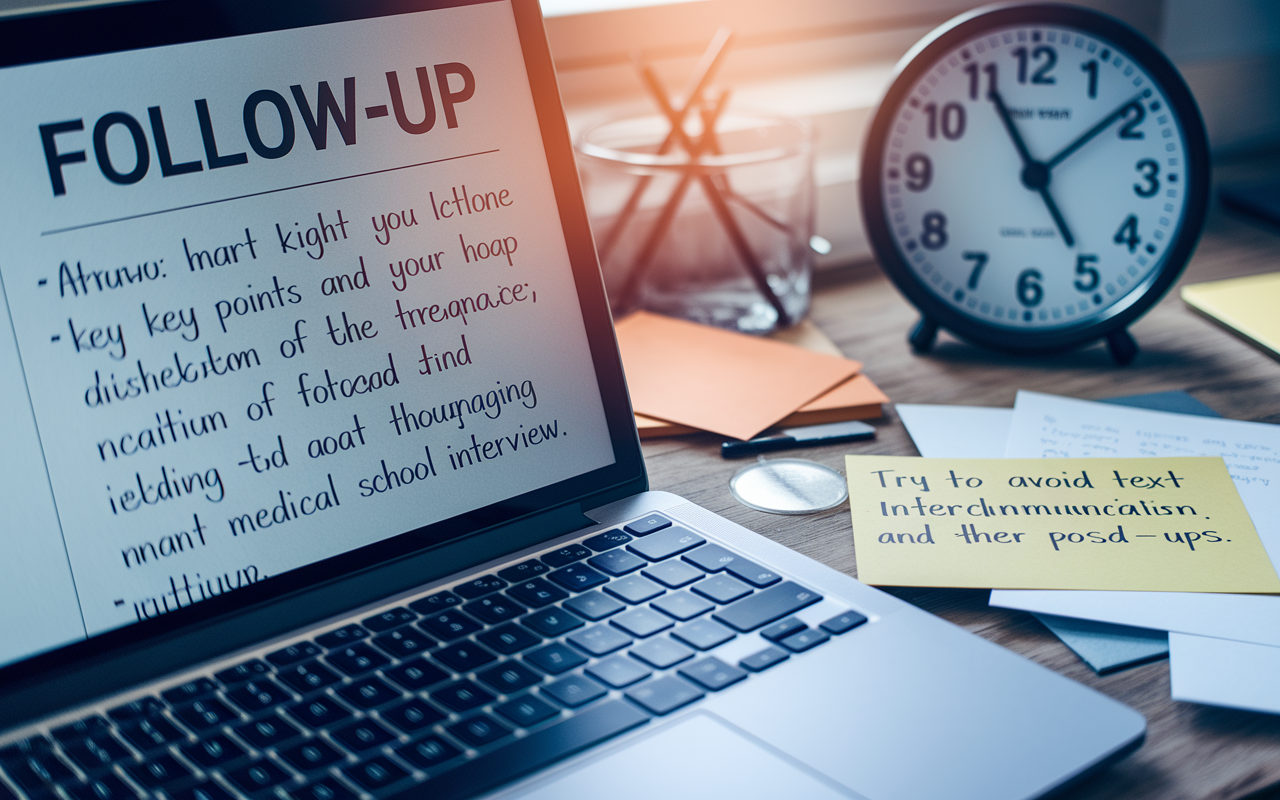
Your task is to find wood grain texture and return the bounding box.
[639,173,1280,799]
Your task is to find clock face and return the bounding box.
[864,6,1208,348]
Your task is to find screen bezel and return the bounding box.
[0,0,646,722]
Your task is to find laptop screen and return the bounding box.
[0,0,632,673]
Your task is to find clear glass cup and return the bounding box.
[577,112,815,333]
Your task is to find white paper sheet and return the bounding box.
[895,404,1012,458]
[991,391,1280,647]
[1170,633,1280,714]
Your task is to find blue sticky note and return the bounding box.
[1032,613,1168,675]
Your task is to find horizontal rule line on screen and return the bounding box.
[40,148,500,237]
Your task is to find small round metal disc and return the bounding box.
[729,458,848,515]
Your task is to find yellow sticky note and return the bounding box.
[845,456,1280,592]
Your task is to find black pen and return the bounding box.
[721,420,875,458]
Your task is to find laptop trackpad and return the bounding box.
[509,711,861,800]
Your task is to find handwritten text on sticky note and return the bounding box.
[846,456,1280,592]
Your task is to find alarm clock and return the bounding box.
[860,3,1209,364]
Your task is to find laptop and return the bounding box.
[0,1,1145,798]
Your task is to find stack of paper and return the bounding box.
[894,393,1280,715]
[615,311,887,440]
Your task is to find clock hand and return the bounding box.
[988,88,1076,247]
[1046,93,1145,170]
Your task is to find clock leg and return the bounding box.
[1106,328,1139,365]
[909,316,939,353]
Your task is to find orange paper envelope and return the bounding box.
[615,311,862,440]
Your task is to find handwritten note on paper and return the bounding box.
[845,455,1280,592]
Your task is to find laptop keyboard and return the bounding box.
[0,514,868,800]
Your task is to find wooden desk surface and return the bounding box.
[640,165,1280,800]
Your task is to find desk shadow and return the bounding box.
[1187,703,1280,740]
[922,337,1195,371]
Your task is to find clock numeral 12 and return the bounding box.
[1013,46,1056,84]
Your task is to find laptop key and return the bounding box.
[408,591,462,614]
[235,713,303,749]
[583,529,632,551]
[725,560,781,588]
[432,680,495,712]
[161,678,219,705]
[343,756,409,792]
[541,543,591,568]
[476,661,543,694]
[497,559,550,582]
[691,574,752,604]
[623,514,672,536]
[672,619,735,651]
[226,677,294,714]
[542,674,607,709]
[567,624,633,657]
[651,591,714,621]
[418,609,482,641]
[466,595,527,625]
[603,574,664,605]
[287,696,352,729]
[642,560,704,588]
[712,582,823,632]
[124,753,193,789]
[215,660,270,687]
[50,717,109,744]
[314,624,368,649]
[174,697,239,731]
[279,739,345,772]
[169,781,236,800]
[522,607,585,637]
[523,642,587,675]
[435,641,498,672]
[449,713,513,747]
[182,734,247,769]
[495,694,560,728]
[266,641,322,666]
[630,637,696,670]
[277,660,343,694]
[587,549,647,576]
[338,676,403,710]
[383,657,450,691]
[760,617,806,642]
[371,626,435,659]
[360,607,417,632]
[478,623,542,655]
[290,778,357,800]
[780,628,830,652]
[332,719,397,752]
[60,732,131,774]
[586,655,652,688]
[66,774,137,800]
[105,697,164,723]
[627,526,705,562]
[225,759,292,793]
[325,643,391,676]
[821,610,868,634]
[625,676,704,716]
[455,575,508,600]
[679,657,748,691]
[382,698,446,733]
[563,590,624,621]
[395,736,462,770]
[682,543,738,573]
[505,578,568,608]
[4,751,75,790]
[547,563,609,592]
[118,715,186,752]
[611,607,673,638]
[740,647,790,672]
